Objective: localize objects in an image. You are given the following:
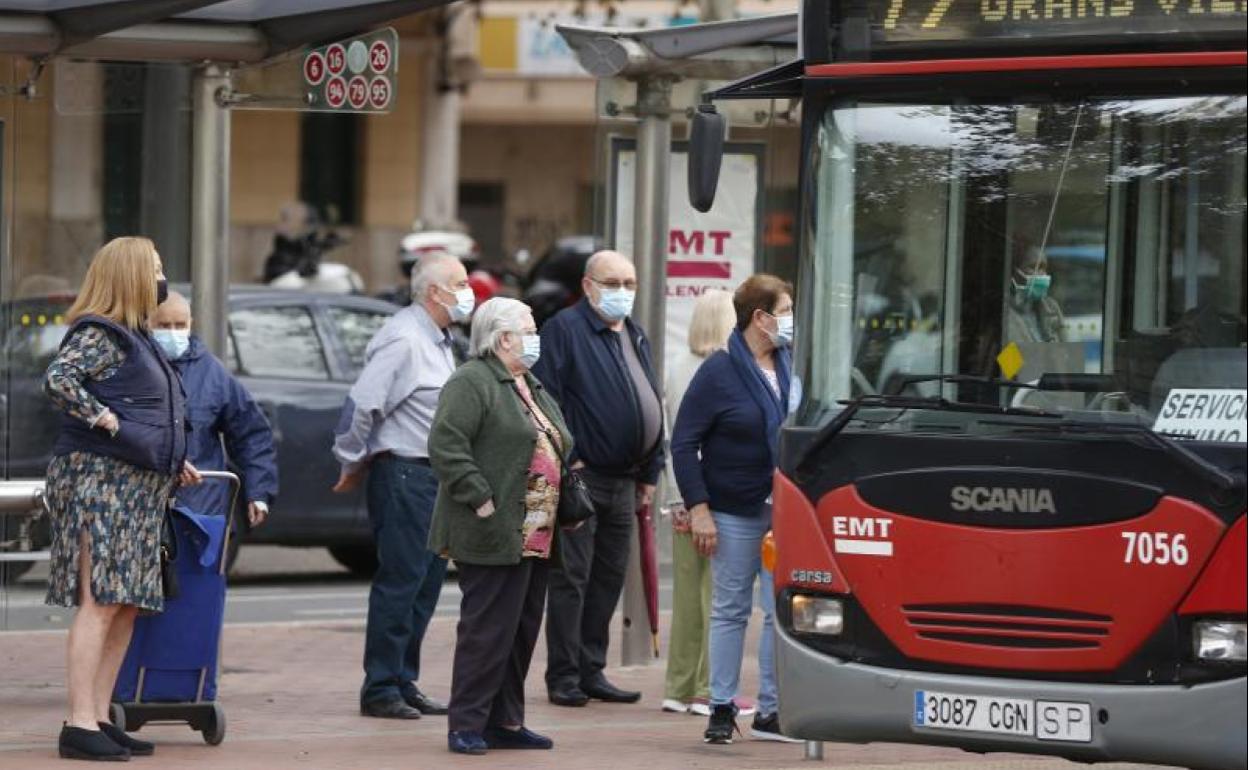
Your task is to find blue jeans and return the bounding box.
[360,457,448,706]
[708,509,777,716]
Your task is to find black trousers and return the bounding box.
[449,558,549,733]
[544,469,636,691]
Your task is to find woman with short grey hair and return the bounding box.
[429,297,574,755]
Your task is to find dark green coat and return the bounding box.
[428,354,573,566]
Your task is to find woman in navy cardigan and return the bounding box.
[670,274,798,746]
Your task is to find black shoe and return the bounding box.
[58,724,130,762]
[581,678,641,704]
[360,698,422,719]
[98,722,154,756]
[448,730,488,755]
[703,704,739,745]
[750,712,802,743]
[401,687,449,716]
[547,687,590,707]
[483,726,553,750]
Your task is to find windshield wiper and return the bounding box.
[984,419,1245,503]
[793,393,1061,475]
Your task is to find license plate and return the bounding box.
[914,691,1092,743]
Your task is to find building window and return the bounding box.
[299,113,360,226]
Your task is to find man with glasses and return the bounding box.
[333,252,474,720]
[532,250,665,707]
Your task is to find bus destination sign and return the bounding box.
[860,0,1246,45]
[303,27,397,113]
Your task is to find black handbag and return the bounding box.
[512,384,596,526]
[159,509,180,600]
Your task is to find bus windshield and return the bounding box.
[798,95,1247,441]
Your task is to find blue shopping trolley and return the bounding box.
[111,470,239,746]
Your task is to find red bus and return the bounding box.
[692,2,1245,767]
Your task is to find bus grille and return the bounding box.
[901,603,1113,650]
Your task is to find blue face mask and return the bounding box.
[1016,271,1052,302]
[153,329,190,360]
[774,314,794,347]
[595,287,635,322]
[1025,273,1052,301]
[518,334,541,369]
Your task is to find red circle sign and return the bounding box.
[325,76,347,108]
[368,76,392,109]
[347,75,369,109]
[326,43,347,75]
[303,51,326,86]
[369,40,392,73]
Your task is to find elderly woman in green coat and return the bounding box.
[429,297,574,756]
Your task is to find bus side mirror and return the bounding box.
[688,103,726,213]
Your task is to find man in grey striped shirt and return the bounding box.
[333,252,474,720]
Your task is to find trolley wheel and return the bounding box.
[109,703,126,731]
[202,703,226,746]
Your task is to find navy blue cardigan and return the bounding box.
[670,336,791,518]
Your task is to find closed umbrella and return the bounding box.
[636,502,660,657]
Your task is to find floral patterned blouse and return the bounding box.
[44,326,125,424]
[515,380,561,559]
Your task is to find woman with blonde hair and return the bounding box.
[43,236,200,761]
[661,289,739,716]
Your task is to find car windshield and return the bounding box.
[798,95,1247,443]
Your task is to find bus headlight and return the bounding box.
[792,595,843,636]
[1193,621,1247,662]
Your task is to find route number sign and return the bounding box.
[303,28,398,113]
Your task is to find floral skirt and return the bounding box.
[44,452,173,612]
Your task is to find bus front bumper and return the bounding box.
[776,626,1247,770]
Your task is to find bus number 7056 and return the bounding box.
[1121,532,1189,566]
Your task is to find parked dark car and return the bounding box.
[521,235,600,328]
[0,287,397,577]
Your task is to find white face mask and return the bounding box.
[441,286,475,322]
[518,334,541,369]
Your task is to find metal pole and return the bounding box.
[620,75,673,667]
[190,64,231,359]
[804,740,825,761]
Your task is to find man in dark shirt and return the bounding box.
[531,250,664,707]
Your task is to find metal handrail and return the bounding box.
[0,479,50,564]
[0,479,46,515]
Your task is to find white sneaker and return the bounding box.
[689,699,712,717]
[661,698,689,714]
[750,712,802,743]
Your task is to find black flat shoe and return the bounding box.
[582,679,641,704]
[401,687,449,716]
[360,698,422,719]
[58,725,130,762]
[484,726,553,750]
[448,730,488,755]
[98,723,154,757]
[547,687,589,707]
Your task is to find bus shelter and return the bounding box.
[0,0,453,615]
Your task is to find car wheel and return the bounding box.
[328,545,378,579]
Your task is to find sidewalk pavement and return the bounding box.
[0,613,1159,770]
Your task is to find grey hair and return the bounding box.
[469,297,531,358]
[409,252,461,301]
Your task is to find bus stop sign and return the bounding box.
[303,28,398,113]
